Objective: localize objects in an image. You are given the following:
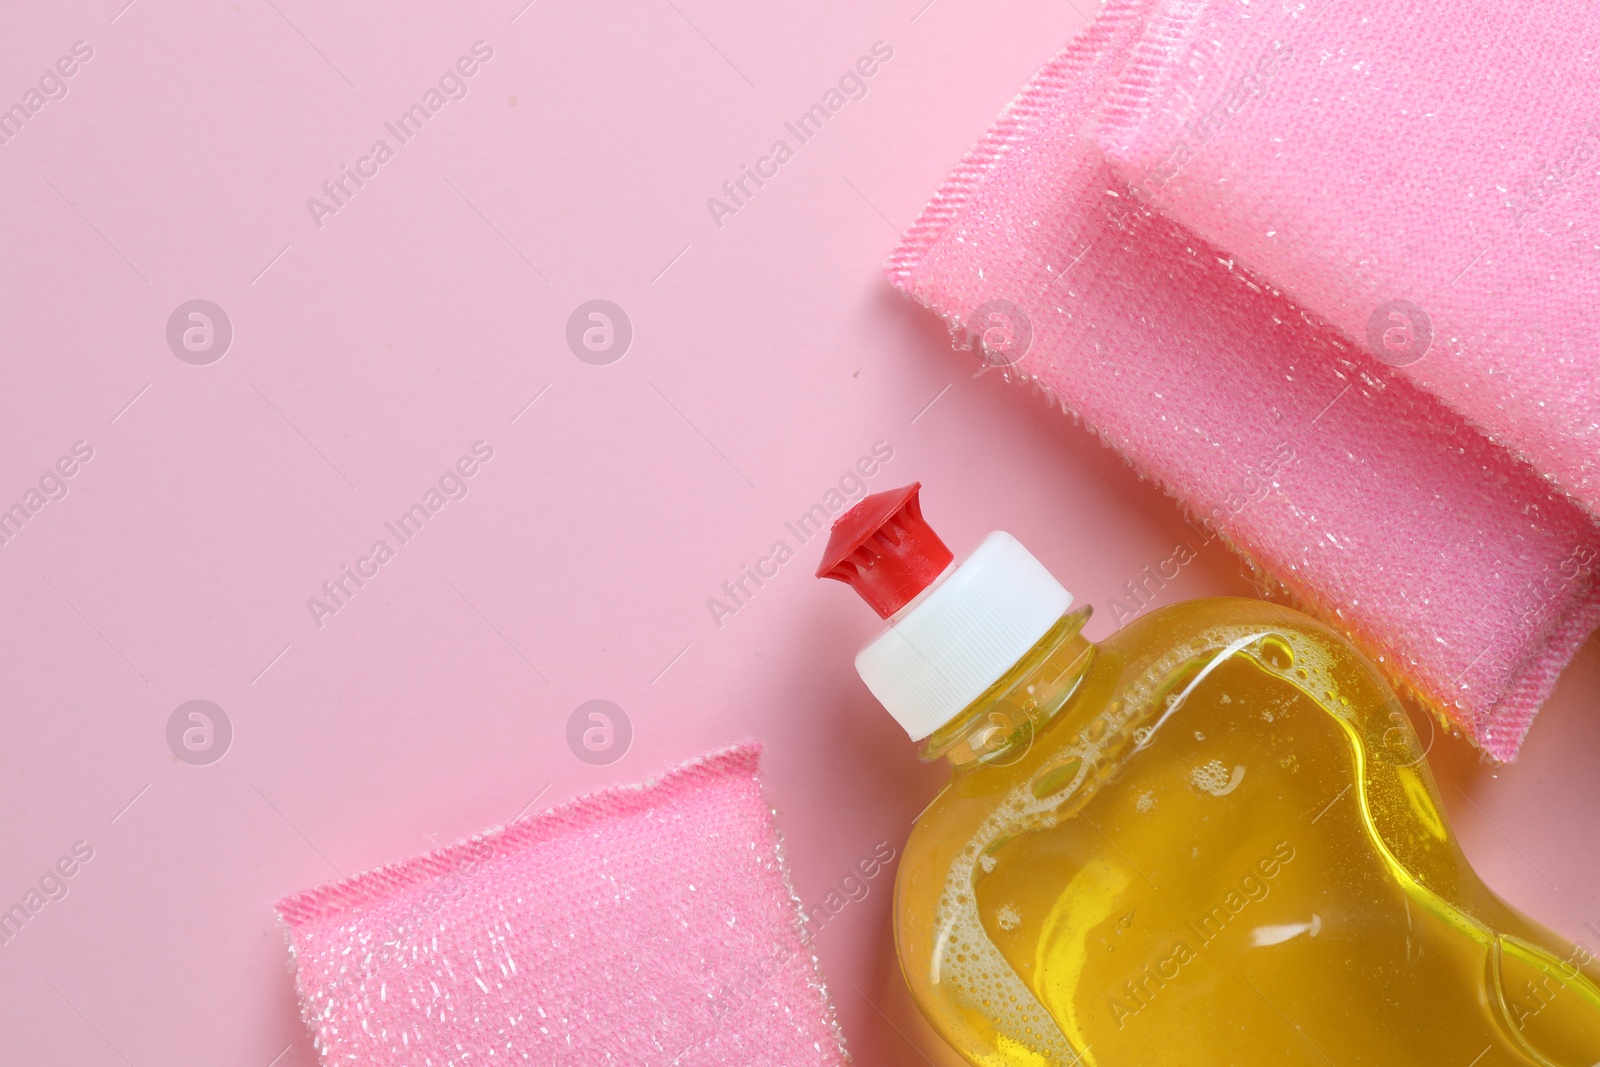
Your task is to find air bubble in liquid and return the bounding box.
[1258,634,1295,670]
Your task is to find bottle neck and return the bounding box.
[919,607,1096,767]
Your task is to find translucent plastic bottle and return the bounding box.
[816,484,1600,1067]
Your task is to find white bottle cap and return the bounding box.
[855,531,1072,740]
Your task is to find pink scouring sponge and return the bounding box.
[276,744,850,1066]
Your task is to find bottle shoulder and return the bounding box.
[1104,595,1342,656]
[910,596,1377,830]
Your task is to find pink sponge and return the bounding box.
[276,744,849,1066]
[886,0,1600,761]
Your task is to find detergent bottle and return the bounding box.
[816,483,1600,1066]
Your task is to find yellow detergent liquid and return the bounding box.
[817,484,1600,1067]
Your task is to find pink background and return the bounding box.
[0,1,1595,1064]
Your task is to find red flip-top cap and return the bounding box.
[815,483,954,618]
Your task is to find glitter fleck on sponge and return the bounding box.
[276,743,850,1066]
